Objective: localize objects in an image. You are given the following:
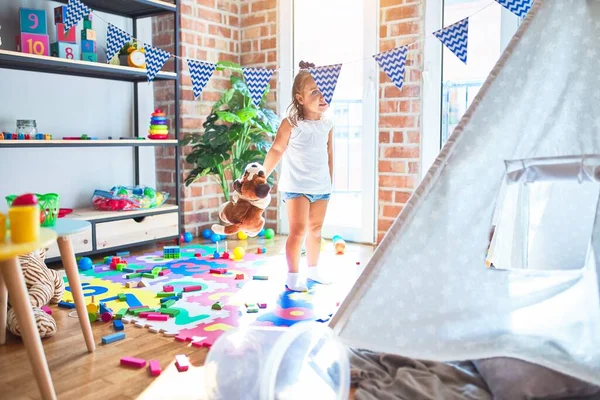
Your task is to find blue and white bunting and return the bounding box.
[308,64,342,105]
[187,60,216,99]
[242,67,274,107]
[64,0,92,30]
[494,0,532,18]
[106,24,131,64]
[145,45,171,82]
[433,17,469,64]
[373,46,408,91]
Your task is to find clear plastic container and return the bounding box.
[203,322,350,400]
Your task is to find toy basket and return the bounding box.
[6,193,60,227]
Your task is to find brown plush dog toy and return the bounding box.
[211,163,271,236]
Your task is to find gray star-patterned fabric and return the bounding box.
[331,0,600,386]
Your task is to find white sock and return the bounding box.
[286,272,307,292]
[307,265,332,284]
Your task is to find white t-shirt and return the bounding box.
[278,117,333,194]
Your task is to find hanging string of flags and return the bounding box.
[65,0,532,104]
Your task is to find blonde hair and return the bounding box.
[286,60,315,126]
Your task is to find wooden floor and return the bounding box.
[0,235,375,400]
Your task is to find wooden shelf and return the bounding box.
[64,204,180,222]
[0,139,178,148]
[50,0,176,18]
[0,49,177,82]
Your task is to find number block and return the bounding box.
[56,23,76,43]
[81,52,98,63]
[51,42,80,60]
[53,6,67,24]
[84,19,93,30]
[17,33,50,56]
[20,8,48,35]
[81,29,96,41]
[81,39,97,53]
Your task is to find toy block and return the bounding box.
[87,303,99,313]
[101,312,113,322]
[158,269,171,276]
[258,303,267,309]
[125,282,136,288]
[210,268,227,274]
[148,314,168,321]
[161,299,176,308]
[151,267,162,275]
[126,272,142,279]
[17,33,50,56]
[116,251,130,257]
[44,134,52,140]
[118,293,127,301]
[113,320,124,331]
[160,308,180,317]
[102,332,125,344]
[104,256,113,264]
[122,267,135,273]
[235,273,244,280]
[50,41,80,60]
[81,29,96,41]
[246,306,259,313]
[130,307,153,316]
[58,301,75,309]
[194,253,202,257]
[20,8,48,35]
[81,52,98,63]
[261,247,267,253]
[137,281,148,288]
[120,357,147,369]
[116,263,127,271]
[163,246,181,259]
[252,275,268,280]
[160,296,178,304]
[175,355,189,372]
[53,6,67,24]
[149,360,162,377]
[56,23,76,43]
[211,301,223,310]
[41,305,52,315]
[183,285,202,292]
[142,273,156,279]
[256,247,262,254]
[83,19,93,30]
[88,312,98,322]
[157,291,176,298]
[99,303,112,314]
[115,308,128,319]
[163,285,174,293]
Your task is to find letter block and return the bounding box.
[17,33,50,56]
[51,42,80,60]
[20,8,48,35]
[56,23,76,43]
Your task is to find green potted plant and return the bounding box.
[181,61,280,201]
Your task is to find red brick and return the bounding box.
[379,189,393,202]
[200,9,222,23]
[395,191,411,204]
[242,14,265,27]
[408,162,420,174]
[379,160,407,174]
[261,38,276,50]
[392,132,404,143]
[377,218,394,232]
[406,131,420,143]
[388,21,421,36]
[383,205,403,218]
[379,131,390,143]
[380,115,415,128]
[209,24,232,38]
[383,146,420,159]
[384,5,420,22]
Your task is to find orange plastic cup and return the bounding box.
[0,213,6,243]
[8,205,39,244]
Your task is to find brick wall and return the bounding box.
[376,0,424,243]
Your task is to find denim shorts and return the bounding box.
[281,192,331,203]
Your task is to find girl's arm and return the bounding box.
[263,118,292,178]
[328,128,334,184]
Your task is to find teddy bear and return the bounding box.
[211,163,271,237]
[6,248,65,339]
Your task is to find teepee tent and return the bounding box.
[331,0,600,385]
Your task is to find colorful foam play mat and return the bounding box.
[60,241,364,346]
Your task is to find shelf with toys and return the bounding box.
[1,0,182,259]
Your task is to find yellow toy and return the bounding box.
[237,231,248,240]
[0,212,6,242]
[233,246,245,259]
[8,193,39,243]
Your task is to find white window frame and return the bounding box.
[422,1,520,179]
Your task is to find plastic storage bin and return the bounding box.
[203,322,350,400]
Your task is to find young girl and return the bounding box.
[263,61,334,291]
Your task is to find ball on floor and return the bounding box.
[237,231,248,240]
[233,247,245,259]
[264,228,275,239]
[78,257,93,271]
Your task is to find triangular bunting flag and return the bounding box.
[64,0,92,30]
[242,67,274,107]
[106,24,131,64]
[308,64,342,105]
[494,0,532,18]
[373,46,408,91]
[145,45,171,82]
[187,60,216,99]
[433,17,469,64]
